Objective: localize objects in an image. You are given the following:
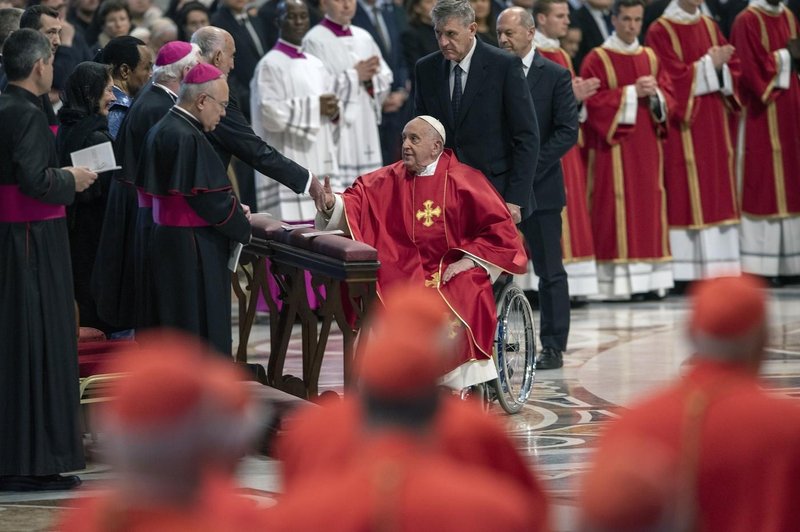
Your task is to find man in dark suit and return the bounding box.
[497,6,576,370]
[353,0,411,164]
[414,0,539,224]
[572,0,613,72]
[191,26,326,210]
[209,0,269,121]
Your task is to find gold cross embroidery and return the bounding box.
[424,272,441,288]
[415,200,441,228]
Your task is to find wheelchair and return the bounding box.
[462,275,537,414]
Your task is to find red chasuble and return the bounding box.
[646,16,741,228]
[730,7,800,218]
[341,150,527,366]
[580,46,672,263]
[538,46,596,264]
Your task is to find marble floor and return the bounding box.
[2,285,799,531]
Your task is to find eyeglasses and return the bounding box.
[203,93,228,109]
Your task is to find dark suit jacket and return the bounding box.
[206,92,309,194]
[414,38,540,216]
[526,51,578,211]
[352,1,409,89]
[573,6,607,73]
[210,5,269,120]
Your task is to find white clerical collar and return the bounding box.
[173,105,201,126]
[602,32,641,53]
[521,45,536,74]
[154,83,179,102]
[416,153,442,176]
[663,0,702,22]
[533,30,560,50]
[451,36,477,74]
[749,0,783,14]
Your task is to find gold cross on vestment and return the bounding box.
[416,200,441,227]
[424,272,441,288]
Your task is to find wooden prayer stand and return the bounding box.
[233,214,379,400]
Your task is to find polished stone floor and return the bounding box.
[2,286,799,531]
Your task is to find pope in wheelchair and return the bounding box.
[317,116,536,411]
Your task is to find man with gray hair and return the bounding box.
[0,28,97,491]
[317,115,527,390]
[138,63,252,355]
[0,7,23,90]
[191,26,325,215]
[414,0,539,226]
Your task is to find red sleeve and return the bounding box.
[580,50,635,146]
[645,21,700,125]
[729,10,782,105]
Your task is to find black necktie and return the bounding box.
[371,4,390,54]
[602,12,614,36]
[452,64,463,119]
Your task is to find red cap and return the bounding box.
[358,284,457,399]
[184,63,224,85]
[155,40,194,66]
[689,274,767,338]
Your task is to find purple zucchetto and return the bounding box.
[155,41,193,66]
[183,63,224,85]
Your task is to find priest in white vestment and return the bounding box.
[303,0,393,191]
[251,0,341,222]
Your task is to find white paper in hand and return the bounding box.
[70,141,121,173]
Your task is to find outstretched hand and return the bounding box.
[317,175,336,212]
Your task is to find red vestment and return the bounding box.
[276,395,549,528]
[268,434,542,531]
[730,6,800,218]
[581,360,800,531]
[580,46,672,263]
[538,46,596,264]
[646,16,741,228]
[341,149,527,366]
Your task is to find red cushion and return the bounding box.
[78,340,137,378]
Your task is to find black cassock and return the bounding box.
[139,107,251,354]
[0,86,84,476]
[92,84,176,329]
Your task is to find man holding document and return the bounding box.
[0,29,96,491]
[138,63,252,356]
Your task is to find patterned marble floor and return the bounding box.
[2,286,799,531]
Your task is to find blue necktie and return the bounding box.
[452,64,463,120]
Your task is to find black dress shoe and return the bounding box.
[536,347,563,370]
[0,474,81,492]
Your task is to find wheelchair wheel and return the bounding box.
[493,283,537,414]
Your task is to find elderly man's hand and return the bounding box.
[442,257,478,284]
[319,175,336,212]
[506,202,522,224]
[309,175,329,212]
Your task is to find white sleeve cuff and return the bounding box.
[463,252,503,283]
[776,48,792,90]
[578,103,588,124]
[314,194,348,233]
[720,63,733,96]
[694,54,720,96]
[302,170,313,195]
[619,85,638,125]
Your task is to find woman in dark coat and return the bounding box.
[56,61,117,333]
[401,0,438,85]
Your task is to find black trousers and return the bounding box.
[521,208,570,351]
